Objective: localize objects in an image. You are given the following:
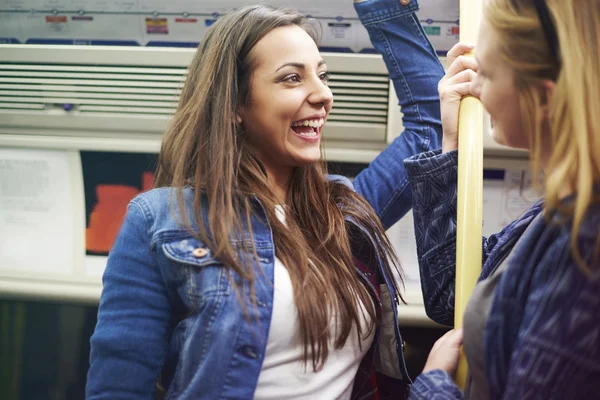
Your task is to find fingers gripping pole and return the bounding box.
[455,0,484,389]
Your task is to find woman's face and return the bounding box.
[473,22,528,150]
[241,25,333,177]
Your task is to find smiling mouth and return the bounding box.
[291,118,325,139]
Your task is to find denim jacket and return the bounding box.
[86,1,445,399]
[404,150,600,399]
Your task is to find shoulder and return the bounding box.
[506,200,546,236]
[491,201,599,317]
[499,202,600,320]
[488,205,600,382]
[131,186,187,216]
[327,174,355,190]
[132,186,179,206]
[575,202,600,246]
[129,187,199,233]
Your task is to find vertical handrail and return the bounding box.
[454,0,484,389]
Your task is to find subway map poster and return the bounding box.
[0,0,459,53]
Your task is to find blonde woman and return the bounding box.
[406,0,600,398]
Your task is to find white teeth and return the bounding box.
[291,118,325,128]
[298,128,317,137]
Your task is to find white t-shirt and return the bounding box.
[254,207,374,399]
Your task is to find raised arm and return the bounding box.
[401,43,488,326]
[404,149,491,326]
[352,0,445,230]
[86,201,170,399]
[402,44,544,325]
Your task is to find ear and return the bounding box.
[236,109,243,125]
[540,79,556,119]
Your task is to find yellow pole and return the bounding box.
[454,0,484,389]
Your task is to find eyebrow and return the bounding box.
[275,60,327,72]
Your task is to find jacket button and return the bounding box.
[192,247,208,258]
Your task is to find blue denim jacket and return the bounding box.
[86,1,445,399]
[404,150,600,399]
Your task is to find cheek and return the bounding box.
[472,76,483,98]
[481,89,508,143]
[249,85,296,119]
[245,98,301,144]
[507,104,528,148]
[493,98,529,148]
[482,86,509,125]
[264,95,306,133]
[479,85,493,116]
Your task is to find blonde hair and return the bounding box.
[485,0,600,269]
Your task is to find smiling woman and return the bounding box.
[239,24,333,199]
[151,7,397,384]
[85,1,446,399]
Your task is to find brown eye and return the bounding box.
[319,72,329,83]
[283,74,301,83]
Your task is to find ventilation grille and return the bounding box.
[0,62,389,126]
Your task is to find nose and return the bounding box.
[308,79,333,108]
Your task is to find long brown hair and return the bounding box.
[155,5,403,371]
[485,0,600,270]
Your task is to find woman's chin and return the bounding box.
[491,128,507,147]
[293,148,322,166]
[491,128,530,151]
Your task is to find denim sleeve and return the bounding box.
[408,370,463,399]
[352,0,444,230]
[86,201,170,399]
[404,150,496,326]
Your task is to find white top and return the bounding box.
[254,207,374,399]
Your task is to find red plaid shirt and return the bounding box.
[351,257,410,400]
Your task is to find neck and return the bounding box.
[539,152,575,200]
[263,163,293,204]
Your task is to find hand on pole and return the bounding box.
[422,328,464,377]
[438,43,480,153]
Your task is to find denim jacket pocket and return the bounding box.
[159,236,237,397]
[162,237,231,305]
